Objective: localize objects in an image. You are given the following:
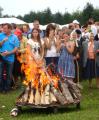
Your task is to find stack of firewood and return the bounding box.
[16,64,81,106]
[16,79,81,106]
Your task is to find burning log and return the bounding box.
[43,84,50,104]
[49,92,57,104]
[40,85,57,105]
[28,88,34,104]
[35,89,41,105]
[22,85,30,103]
[51,85,67,105]
[60,81,74,104]
[40,91,45,105]
[66,80,81,100]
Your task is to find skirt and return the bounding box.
[83,59,95,80]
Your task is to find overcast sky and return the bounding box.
[0,0,99,16]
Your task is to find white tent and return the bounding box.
[0,17,26,24]
[28,22,69,30]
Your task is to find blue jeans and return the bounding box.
[0,60,14,91]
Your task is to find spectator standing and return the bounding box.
[0,23,19,93]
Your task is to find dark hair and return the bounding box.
[23,24,29,29]
[45,24,55,37]
[3,23,12,29]
[75,29,81,35]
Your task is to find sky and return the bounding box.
[0,0,99,16]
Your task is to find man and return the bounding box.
[33,20,45,38]
[0,23,19,93]
[74,29,85,81]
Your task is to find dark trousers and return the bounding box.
[0,60,14,91]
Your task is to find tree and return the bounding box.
[41,8,53,24]
[82,2,94,24]
[92,9,99,21]
[63,12,72,24]
[53,12,63,24]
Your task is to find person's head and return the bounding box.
[3,23,12,35]
[14,28,22,40]
[70,31,77,40]
[81,24,88,32]
[46,24,55,37]
[63,33,70,41]
[57,29,63,38]
[75,29,82,38]
[69,23,75,30]
[33,20,40,29]
[72,20,80,29]
[31,28,40,40]
[62,26,68,34]
[22,24,29,33]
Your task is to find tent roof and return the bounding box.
[0,17,26,24]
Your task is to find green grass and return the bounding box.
[0,80,99,120]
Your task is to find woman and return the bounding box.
[82,32,99,88]
[44,24,59,67]
[58,32,75,80]
[27,28,44,62]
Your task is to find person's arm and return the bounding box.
[95,41,99,53]
[1,47,18,56]
[40,43,44,60]
[56,39,62,52]
[66,41,75,54]
[0,37,8,46]
[44,38,52,49]
[1,36,19,56]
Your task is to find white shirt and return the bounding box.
[45,38,58,57]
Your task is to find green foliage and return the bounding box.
[53,12,64,24]
[82,2,94,24]
[63,12,72,24]
[92,9,99,21]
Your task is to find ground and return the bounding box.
[0,80,99,120]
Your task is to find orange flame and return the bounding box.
[17,45,60,93]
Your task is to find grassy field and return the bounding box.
[0,80,99,120]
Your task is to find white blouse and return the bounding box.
[45,38,58,57]
[27,39,44,59]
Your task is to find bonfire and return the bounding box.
[16,46,81,106]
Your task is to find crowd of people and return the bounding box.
[0,18,99,94]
